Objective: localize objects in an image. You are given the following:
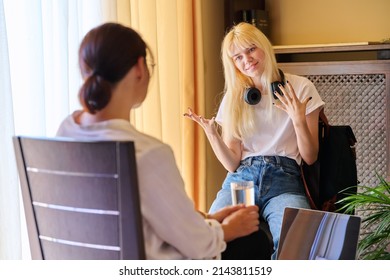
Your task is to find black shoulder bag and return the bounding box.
[301,109,358,212]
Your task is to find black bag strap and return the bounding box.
[301,107,328,210]
[301,164,319,209]
[319,107,329,126]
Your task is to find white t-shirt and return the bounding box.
[216,73,325,164]
[56,111,226,259]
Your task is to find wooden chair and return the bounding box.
[13,136,145,259]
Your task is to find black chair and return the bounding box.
[13,136,145,260]
[222,218,274,260]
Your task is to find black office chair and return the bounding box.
[13,136,145,260]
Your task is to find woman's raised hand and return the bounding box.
[273,81,311,126]
[183,107,218,135]
[184,107,241,172]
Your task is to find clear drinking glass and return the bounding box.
[230,180,255,206]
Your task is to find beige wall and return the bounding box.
[267,0,390,45]
[201,0,390,210]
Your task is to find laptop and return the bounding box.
[277,207,361,260]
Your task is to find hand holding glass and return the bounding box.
[230,181,255,206]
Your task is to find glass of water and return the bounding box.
[230,180,255,206]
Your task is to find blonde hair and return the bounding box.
[220,22,280,141]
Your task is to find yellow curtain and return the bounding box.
[117,0,207,211]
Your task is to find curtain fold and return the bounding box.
[192,0,207,211]
[0,0,21,259]
[129,0,206,210]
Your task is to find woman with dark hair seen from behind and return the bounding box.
[185,22,325,258]
[57,22,260,259]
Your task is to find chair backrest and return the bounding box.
[13,136,145,260]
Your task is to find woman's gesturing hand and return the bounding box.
[183,107,218,136]
[184,107,242,172]
[273,81,311,126]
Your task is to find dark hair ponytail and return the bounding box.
[78,23,149,114]
[79,74,112,114]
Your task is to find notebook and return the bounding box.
[276,207,361,260]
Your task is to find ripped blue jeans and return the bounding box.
[209,155,310,258]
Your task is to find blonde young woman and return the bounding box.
[185,22,325,257]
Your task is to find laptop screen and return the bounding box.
[277,207,361,260]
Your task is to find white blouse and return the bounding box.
[56,111,226,259]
